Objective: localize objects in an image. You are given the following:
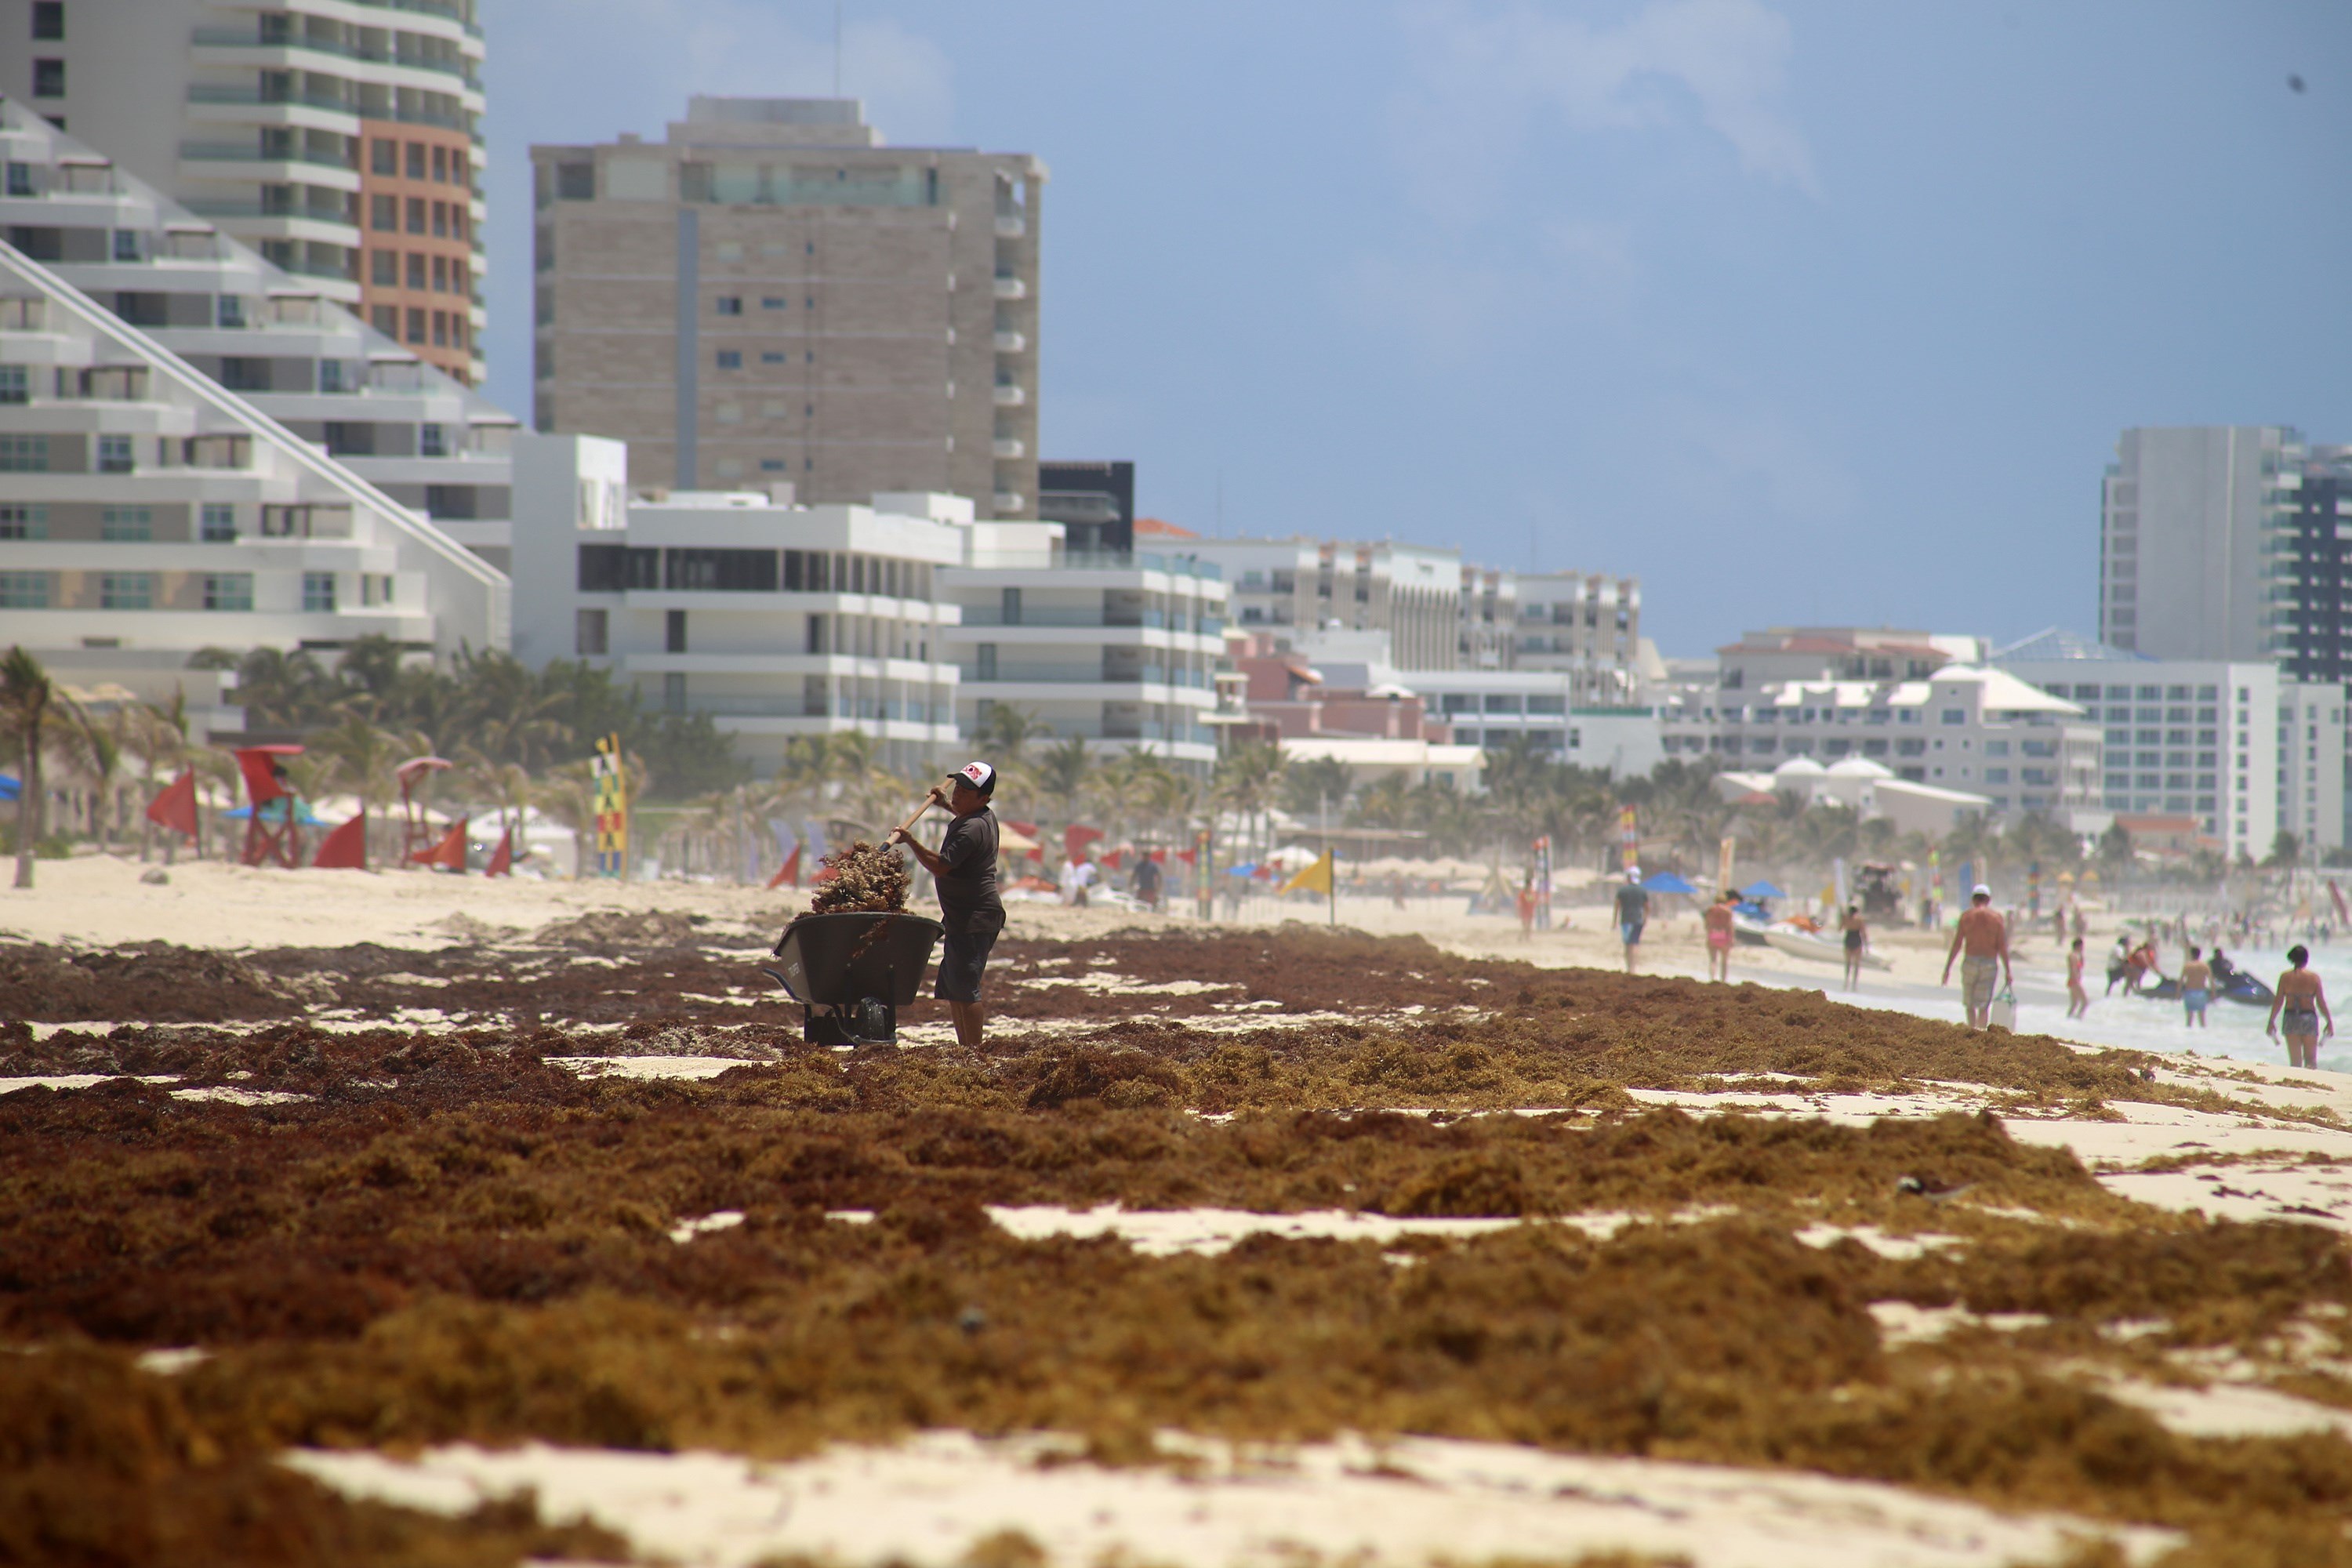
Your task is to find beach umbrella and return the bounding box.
[0,774,17,801]
[1642,871,1697,895]
[1226,862,1257,877]
[1739,880,1786,899]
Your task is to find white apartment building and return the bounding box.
[1661,663,2102,828]
[1458,564,1515,670]
[941,529,1228,773]
[510,454,964,775]
[1,0,486,383]
[1512,571,1643,702]
[0,239,507,705]
[1192,536,1460,669]
[1994,629,2330,859]
[0,102,516,567]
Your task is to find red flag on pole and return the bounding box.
[1065,823,1105,861]
[411,816,468,869]
[145,771,198,838]
[1102,848,1125,871]
[312,811,368,869]
[1175,847,1196,866]
[484,827,514,877]
[766,844,802,890]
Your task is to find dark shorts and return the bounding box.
[935,920,1000,1003]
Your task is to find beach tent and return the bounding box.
[1740,880,1786,900]
[1641,871,1697,895]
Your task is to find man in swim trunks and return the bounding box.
[1613,869,1649,975]
[2267,944,2334,1069]
[1703,890,1737,982]
[2180,945,2211,1028]
[1940,884,2013,1030]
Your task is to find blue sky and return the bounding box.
[481,1,2352,655]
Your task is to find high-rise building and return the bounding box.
[2099,426,2352,674]
[530,97,1043,514]
[0,0,486,385]
[1993,628,2331,858]
[0,238,507,723]
[1511,571,1642,702]
[1036,459,1132,554]
[0,100,517,567]
[1192,536,1461,669]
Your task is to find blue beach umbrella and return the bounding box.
[1739,880,1785,900]
[1641,871,1697,895]
[0,774,17,801]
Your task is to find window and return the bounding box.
[430,255,447,292]
[419,423,446,457]
[371,194,398,230]
[715,349,741,369]
[0,503,45,539]
[372,138,398,175]
[715,296,742,315]
[217,292,249,328]
[32,58,63,97]
[303,572,336,612]
[0,366,24,405]
[760,458,786,471]
[666,609,687,652]
[371,250,397,285]
[371,304,397,335]
[1984,739,2010,756]
[405,252,426,289]
[112,230,143,263]
[99,572,152,609]
[407,142,426,179]
[431,310,447,346]
[1985,768,2010,784]
[96,434,132,474]
[407,307,426,343]
[406,196,426,234]
[0,572,47,608]
[1940,708,1965,725]
[761,296,786,310]
[100,506,151,541]
[760,350,786,364]
[431,200,448,237]
[201,503,235,542]
[202,572,252,612]
[431,145,448,183]
[575,608,608,655]
[31,2,62,39]
[5,162,30,196]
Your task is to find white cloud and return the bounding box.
[1392,0,1820,221]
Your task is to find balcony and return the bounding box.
[179,140,358,172]
[994,215,1025,239]
[993,491,1025,512]
[991,384,1025,408]
[991,274,1027,301]
[991,437,1024,459]
[188,27,481,87]
[187,84,361,118]
[992,330,1025,353]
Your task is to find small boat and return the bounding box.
[1762,922,1892,971]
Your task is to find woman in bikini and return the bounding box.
[2267,944,2335,1070]
[1840,904,1867,993]
[2066,936,2089,1018]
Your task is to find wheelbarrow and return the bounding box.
[764,910,943,1046]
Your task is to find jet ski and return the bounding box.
[2136,971,2275,1007]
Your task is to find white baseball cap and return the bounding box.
[950,760,996,794]
[1971,883,1992,898]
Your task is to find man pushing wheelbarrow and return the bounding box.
[892,760,1004,1049]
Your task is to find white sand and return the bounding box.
[285,1429,2180,1568]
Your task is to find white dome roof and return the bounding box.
[1772,756,1828,775]
[1826,757,1895,777]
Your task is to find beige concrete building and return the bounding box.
[1193,536,1461,669]
[530,97,1042,516]
[0,0,487,384]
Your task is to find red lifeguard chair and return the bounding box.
[396,755,452,863]
[234,745,306,868]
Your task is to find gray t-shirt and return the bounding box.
[935,809,1004,935]
[1613,883,1650,927]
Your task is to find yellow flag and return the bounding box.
[1280,848,1334,896]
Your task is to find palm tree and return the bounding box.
[970,702,1047,793]
[1210,740,1285,862]
[52,697,125,852]
[2,648,57,887]
[119,696,190,862]
[1278,756,1354,829]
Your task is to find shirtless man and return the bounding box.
[1703,891,1737,982]
[2179,945,2211,1029]
[1940,884,2013,1030]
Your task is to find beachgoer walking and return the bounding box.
[2066,936,2089,1018]
[1515,874,1537,942]
[2267,945,2335,1069]
[1704,891,1737,982]
[1941,884,2013,1030]
[1132,851,1163,913]
[1841,904,1867,992]
[2180,945,2211,1029]
[1613,869,1649,975]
